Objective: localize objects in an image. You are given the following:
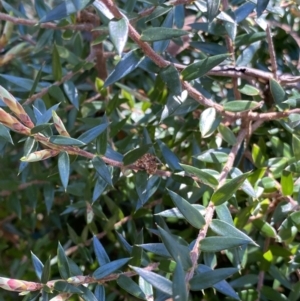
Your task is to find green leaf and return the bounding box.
[77,122,109,145]
[180,164,218,188]
[57,242,70,279]
[54,281,83,294]
[41,257,51,284]
[270,79,287,110]
[197,149,229,163]
[52,44,62,81]
[117,275,147,300]
[199,107,221,138]
[157,225,192,270]
[190,267,238,290]
[211,172,250,206]
[93,258,130,279]
[207,0,221,22]
[200,237,250,252]
[252,219,277,238]
[167,189,205,229]
[63,81,79,110]
[78,284,99,301]
[239,84,260,96]
[93,236,110,266]
[197,265,240,300]
[156,205,205,219]
[31,252,44,281]
[29,63,44,97]
[181,54,229,81]
[30,124,52,135]
[173,259,188,301]
[58,152,70,191]
[223,101,260,112]
[105,50,144,87]
[140,27,188,42]
[218,124,237,145]
[92,176,107,203]
[109,18,128,55]
[292,134,300,161]
[157,140,182,170]
[160,65,182,96]
[0,123,13,144]
[49,135,85,146]
[210,220,258,246]
[130,266,172,295]
[257,0,270,17]
[123,144,152,165]
[137,243,170,257]
[92,156,112,186]
[281,170,293,196]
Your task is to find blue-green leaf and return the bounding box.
[93,258,130,279]
[77,122,109,145]
[200,237,250,252]
[93,236,110,266]
[58,152,70,191]
[49,135,85,146]
[117,275,147,300]
[57,242,70,279]
[31,252,44,281]
[173,259,188,301]
[109,18,128,55]
[92,156,113,186]
[130,266,172,296]
[63,81,79,110]
[141,27,188,42]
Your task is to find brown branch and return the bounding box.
[266,25,278,80]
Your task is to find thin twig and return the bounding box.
[266,25,278,80]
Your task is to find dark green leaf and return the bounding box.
[138,243,170,257]
[63,81,79,110]
[41,257,51,284]
[52,44,62,81]
[92,156,112,186]
[141,27,188,42]
[58,152,70,191]
[218,124,237,145]
[93,236,110,266]
[0,123,13,144]
[257,0,270,17]
[92,176,108,203]
[181,54,229,81]
[49,135,85,146]
[157,225,192,270]
[157,140,182,171]
[190,267,238,290]
[57,242,70,279]
[130,266,172,296]
[78,284,99,301]
[104,50,144,87]
[211,172,250,206]
[207,0,221,22]
[200,237,250,252]
[109,18,128,55]
[160,65,182,96]
[117,275,147,300]
[168,189,205,229]
[173,259,188,301]
[78,122,109,145]
[270,79,286,110]
[93,258,130,279]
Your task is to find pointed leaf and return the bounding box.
[257,0,270,17]
[207,0,221,22]
[218,124,237,145]
[137,243,170,257]
[130,266,172,295]
[92,156,112,186]
[157,226,192,270]
[63,81,79,110]
[182,54,229,81]
[93,236,110,266]
[270,79,286,110]
[52,44,62,81]
[54,281,83,294]
[141,28,188,42]
[78,122,109,145]
[117,275,147,300]
[31,252,44,281]
[211,172,250,206]
[173,259,188,301]
[210,219,258,246]
[160,64,182,96]
[190,267,238,290]
[109,18,128,55]
[0,123,13,144]
[157,140,182,171]
[41,257,51,284]
[168,189,205,229]
[58,152,70,191]
[57,242,70,279]
[92,176,107,203]
[93,258,130,279]
[200,237,250,252]
[104,50,144,87]
[49,135,85,146]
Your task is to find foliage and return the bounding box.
[0,0,300,301]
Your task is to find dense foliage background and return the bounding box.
[0,0,300,300]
